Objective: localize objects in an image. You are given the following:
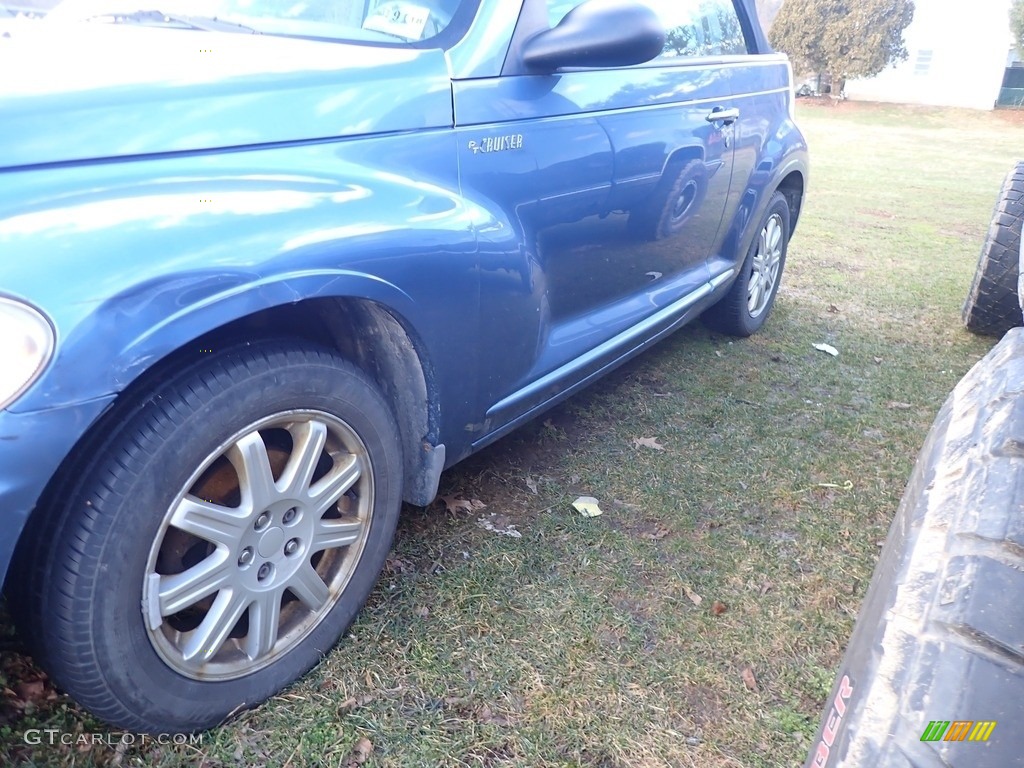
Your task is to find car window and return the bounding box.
[43,0,470,43]
[546,0,748,60]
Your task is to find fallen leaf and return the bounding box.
[414,606,430,618]
[384,556,412,574]
[441,495,473,514]
[572,496,604,518]
[759,581,773,596]
[642,525,670,541]
[887,401,913,410]
[632,436,666,451]
[338,697,359,715]
[525,476,538,495]
[568,474,581,485]
[14,681,46,704]
[741,665,759,692]
[682,585,703,606]
[813,343,839,357]
[712,601,727,615]
[478,705,512,726]
[346,736,374,766]
[441,495,485,514]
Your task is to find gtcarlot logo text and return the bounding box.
[24,729,203,747]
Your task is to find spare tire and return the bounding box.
[962,161,1024,337]
[804,329,1024,768]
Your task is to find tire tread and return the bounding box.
[962,161,1024,337]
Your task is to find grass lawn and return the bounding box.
[2,101,1022,767]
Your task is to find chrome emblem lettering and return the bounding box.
[468,134,524,154]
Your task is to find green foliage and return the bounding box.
[770,0,915,93]
[1012,0,1024,56]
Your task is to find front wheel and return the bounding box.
[703,191,791,337]
[19,341,403,733]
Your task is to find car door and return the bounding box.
[454,0,745,437]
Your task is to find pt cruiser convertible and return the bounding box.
[0,0,807,732]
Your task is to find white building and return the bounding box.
[844,0,1017,111]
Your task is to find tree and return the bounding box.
[770,0,915,96]
[1012,0,1024,58]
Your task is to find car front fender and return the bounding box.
[1,134,483,419]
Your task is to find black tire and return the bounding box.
[805,329,1024,768]
[16,341,403,733]
[628,158,708,241]
[703,191,790,337]
[962,161,1024,337]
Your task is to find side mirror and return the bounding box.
[521,0,666,73]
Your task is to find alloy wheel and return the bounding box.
[142,410,374,681]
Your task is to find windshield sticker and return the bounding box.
[363,2,430,40]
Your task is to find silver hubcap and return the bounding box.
[142,411,373,681]
[747,213,784,318]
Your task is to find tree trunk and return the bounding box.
[832,74,847,100]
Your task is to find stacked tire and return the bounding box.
[805,330,1024,767]
[962,162,1024,337]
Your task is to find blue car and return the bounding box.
[0,0,808,732]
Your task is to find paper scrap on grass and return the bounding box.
[682,585,703,606]
[476,514,522,538]
[572,496,604,518]
[814,343,839,357]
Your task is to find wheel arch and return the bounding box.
[28,295,443,517]
[776,170,805,235]
[730,163,806,272]
[160,297,444,507]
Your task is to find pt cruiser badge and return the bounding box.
[468,134,524,154]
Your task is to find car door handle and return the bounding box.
[706,108,740,125]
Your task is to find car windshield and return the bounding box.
[3,0,469,43]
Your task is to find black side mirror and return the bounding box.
[521,0,666,73]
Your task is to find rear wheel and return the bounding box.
[962,161,1024,337]
[18,341,402,733]
[704,191,790,337]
